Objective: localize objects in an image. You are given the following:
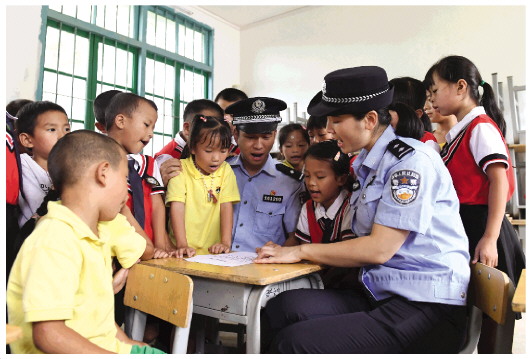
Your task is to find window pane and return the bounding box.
[74,35,89,78]
[146,11,176,53]
[58,31,75,73]
[97,43,134,89]
[44,26,60,70]
[71,121,85,132]
[178,24,205,63]
[76,6,93,23]
[180,69,205,103]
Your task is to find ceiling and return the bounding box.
[198,5,306,29]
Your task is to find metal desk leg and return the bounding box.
[245,273,324,353]
[126,308,148,342]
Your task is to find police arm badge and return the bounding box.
[390,170,420,205]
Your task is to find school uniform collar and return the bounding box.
[46,201,107,245]
[353,125,396,179]
[175,131,187,148]
[187,157,223,180]
[314,189,349,221]
[446,106,485,144]
[230,154,276,177]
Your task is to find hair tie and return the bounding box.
[200,116,208,122]
[334,151,341,161]
[479,80,485,87]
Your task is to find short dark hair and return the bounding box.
[278,123,310,148]
[6,99,33,118]
[214,88,248,103]
[15,101,67,136]
[390,77,432,132]
[306,115,327,131]
[388,102,424,140]
[105,93,158,131]
[187,115,232,154]
[93,90,122,125]
[48,130,126,194]
[183,99,223,123]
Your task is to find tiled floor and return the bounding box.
[513,313,526,354]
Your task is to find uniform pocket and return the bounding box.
[253,202,286,235]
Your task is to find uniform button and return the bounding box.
[248,178,252,182]
[460,292,466,299]
[362,194,366,199]
[235,245,240,249]
[244,200,248,204]
[239,223,243,227]
[268,212,272,215]
[353,207,357,211]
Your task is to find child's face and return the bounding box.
[280,130,309,167]
[121,101,157,154]
[304,156,345,209]
[191,131,229,175]
[308,127,334,144]
[428,73,459,117]
[24,110,70,163]
[101,156,129,221]
[234,130,276,172]
[389,110,399,129]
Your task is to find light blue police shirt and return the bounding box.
[351,126,470,306]
[228,155,304,252]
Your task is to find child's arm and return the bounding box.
[209,202,233,254]
[115,323,148,347]
[151,193,174,254]
[283,232,299,247]
[473,163,508,267]
[119,205,156,260]
[33,320,113,354]
[170,201,195,258]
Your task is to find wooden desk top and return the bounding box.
[512,269,526,313]
[6,324,23,345]
[139,258,323,286]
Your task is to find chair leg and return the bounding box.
[129,309,148,342]
[477,310,516,354]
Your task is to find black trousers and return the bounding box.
[262,288,467,354]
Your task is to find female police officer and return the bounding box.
[255,66,471,354]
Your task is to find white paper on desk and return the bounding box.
[184,252,258,267]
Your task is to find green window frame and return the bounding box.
[38,5,213,156]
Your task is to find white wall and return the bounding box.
[240,6,525,126]
[6,6,43,102]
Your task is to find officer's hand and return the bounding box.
[472,236,498,267]
[209,243,230,254]
[255,241,277,254]
[175,247,196,259]
[160,158,182,187]
[254,243,302,264]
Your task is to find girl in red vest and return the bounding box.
[424,56,524,286]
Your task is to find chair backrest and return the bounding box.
[459,262,516,354]
[124,264,193,328]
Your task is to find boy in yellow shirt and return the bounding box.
[7,130,164,354]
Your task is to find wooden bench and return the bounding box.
[124,264,193,354]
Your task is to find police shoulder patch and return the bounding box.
[390,170,420,205]
[276,163,304,181]
[387,139,414,159]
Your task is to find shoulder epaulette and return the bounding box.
[276,163,304,181]
[387,139,414,159]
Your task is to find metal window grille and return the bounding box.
[40,5,213,156]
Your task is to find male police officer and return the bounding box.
[226,97,304,252]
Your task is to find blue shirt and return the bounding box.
[351,126,470,306]
[228,155,304,252]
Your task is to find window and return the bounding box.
[39,5,213,156]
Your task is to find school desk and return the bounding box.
[6,324,23,345]
[124,258,323,353]
[512,269,526,313]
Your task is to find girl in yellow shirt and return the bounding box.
[166,115,240,258]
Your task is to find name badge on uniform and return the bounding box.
[390,170,420,205]
[263,194,283,203]
[144,175,161,187]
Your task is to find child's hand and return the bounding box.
[472,236,498,267]
[112,268,129,294]
[175,247,196,258]
[209,243,231,254]
[160,158,182,187]
[152,248,171,259]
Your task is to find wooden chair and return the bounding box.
[459,262,516,353]
[124,264,193,354]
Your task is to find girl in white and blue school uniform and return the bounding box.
[256,66,471,354]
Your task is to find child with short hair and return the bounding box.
[155,99,224,161]
[166,115,240,258]
[278,123,310,173]
[7,130,163,354]
[93,89,122,133]
[105,92,171,253]
[15,101,71,227]
[215,88,249,157]
[306,115,334,144]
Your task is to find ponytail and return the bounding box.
[480,81,506,137]
[389,102,424,140]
